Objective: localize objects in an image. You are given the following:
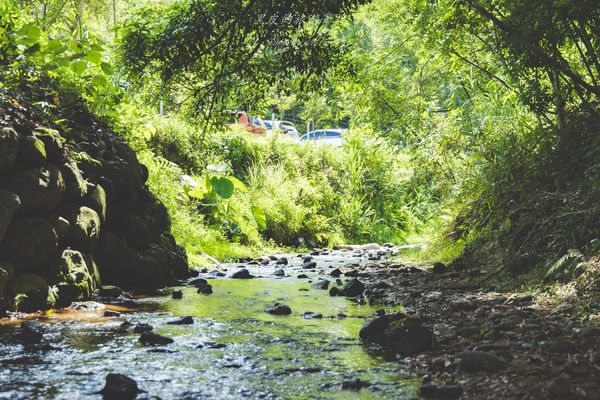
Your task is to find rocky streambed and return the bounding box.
[1,244,599,399]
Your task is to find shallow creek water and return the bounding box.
[0,250,419,399]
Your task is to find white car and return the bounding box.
[262,120,301,142]
[300,129,345,147]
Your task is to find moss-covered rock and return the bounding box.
[46,213,70,240]
[61,157,88,200]
[0,191,20,246]
[95,231,135,285]
[84,184,106,223]
[34,127,65,163]
[17,135,47,166]
[62,205,101,252]
[0,217,59,273]
[0,127,19,172]
[120,214,153,250]
[53,249,100,307]
[8,164,65,214]
[73,151,102,180]
[9,273,57,312]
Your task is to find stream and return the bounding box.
[0,248,419,399]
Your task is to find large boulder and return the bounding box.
[60,157,88,200]
[385,321,434,355]
[62,206,101,252]
[72,151,102,180]
[8,273,57,312]
[84,184,106,223]
[120,214,153,250]
[0,127,19,172]
[16,135,46,166]
[34,127,65,163]
[52,249,101,306]
[95,231,135,285]
[0,266,8,301]
[0,217,59,273]
[0,191,20,245]
[8,164,65,214]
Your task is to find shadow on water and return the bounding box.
[0,277,418,399]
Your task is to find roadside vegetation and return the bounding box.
[1,0,599,293]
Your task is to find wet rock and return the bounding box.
[276,257,288,265]
[0,127,19,172]
[341,378,370,390]
[329,268,342,277]
[297,274,309,279]
[197,284,213,294]
[312,280,330,290]
[8,273,57,311]
[139,331,174,346]
[303,256,313,263]
[133,323,153,333]
[230,269,254,279]
[100,373,140,400]
[329,287,343,296]
[0,216,58,272]
[273,269,285,277]
[259,256,270,265]
[418,383,463,399]
[303,312,323,319]
[269,255,278,261]
[265,303,292,315]
[167,316,194,325]
[459,351,506,372]
[189,277,208,287]
[172,289,183,299]
[21,320,44,343]
[54,249,100,306]
[208,269,225,277]
[359,315,393,342]
[104,310,121,317]
[98,285,122,298]
[302,261,317,269]
[341,278,365,297]
[344,269,359,277]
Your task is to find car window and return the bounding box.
[325,130,342,138]
[263,121,272,129]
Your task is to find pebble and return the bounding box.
[100,373,140,400]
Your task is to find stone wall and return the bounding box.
[0,102,193,312]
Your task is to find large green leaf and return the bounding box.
[86,50,102,64]
[91,75,108,89]
[210,177,234,199]
[100,62,114,75]
[46,39,67,54]
[16,23,41,45]
[71,60,87,75]
[229,176,248,193]
[251,206,267,230]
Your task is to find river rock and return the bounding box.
[329,268,342,277]
[303,311,323,319]
[265,303,292,315]
[46,213,70,240]
[459,351,506,372]
[312,280,330,290]
[8,165,65,214]
[100,373,140,400]
[197,283,213,294]
[230,268,253,279]
[172,289,183,299]
[0,217,58,272]
[98,285,122,298]
[273,269,285,276]
[0,127,19,172]
[0,191,20,245]
[341,378,370,390]
[133,323,153,333]
[329,287,343,296]
[139,331,174,346]
[167,316,193,325]
[432,262,447,274]
[341,278,365,297]
[21,320,45,343]
[8,273,57,311]
[302,261,317,269]
[54,249,100,306]
[276,257,288,265]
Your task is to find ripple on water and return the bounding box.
[0,276,417,399]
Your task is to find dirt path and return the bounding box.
[358,260,600,399]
